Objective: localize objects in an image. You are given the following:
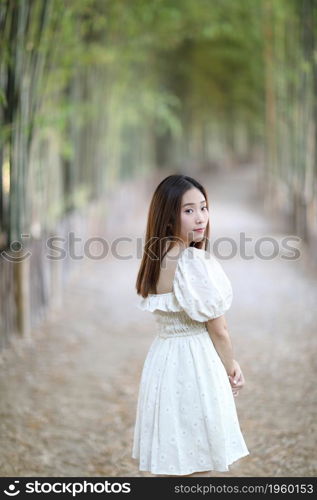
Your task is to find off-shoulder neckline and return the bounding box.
[148,246,208,297]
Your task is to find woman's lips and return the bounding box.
[193,228,205,232]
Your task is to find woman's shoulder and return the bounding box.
[173,245,233,321]
[161,245,204,272]
[179,245,217,268]
[176,246,223,282]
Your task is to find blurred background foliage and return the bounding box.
[0,0,280,241]
[0,0,316,343]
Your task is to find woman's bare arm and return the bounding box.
[206,315,235,376]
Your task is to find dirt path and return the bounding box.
[0,165,316,477]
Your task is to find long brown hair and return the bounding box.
[136,174,210,298]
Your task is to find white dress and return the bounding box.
[131,246,250,475]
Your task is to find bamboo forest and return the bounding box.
[0,0,316,480]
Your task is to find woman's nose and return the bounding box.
[196,214,205,223]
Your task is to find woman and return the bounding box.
[132,174,250,476]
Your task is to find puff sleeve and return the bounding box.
[173,248,233,322]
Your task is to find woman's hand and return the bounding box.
[228,360,245,397]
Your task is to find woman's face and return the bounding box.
[178,187,209,247]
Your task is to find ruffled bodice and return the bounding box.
[137,246,233,338]
[153,310,208,339]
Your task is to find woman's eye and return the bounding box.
[185,207,208,213]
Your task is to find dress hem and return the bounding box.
[131,450,250,476]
